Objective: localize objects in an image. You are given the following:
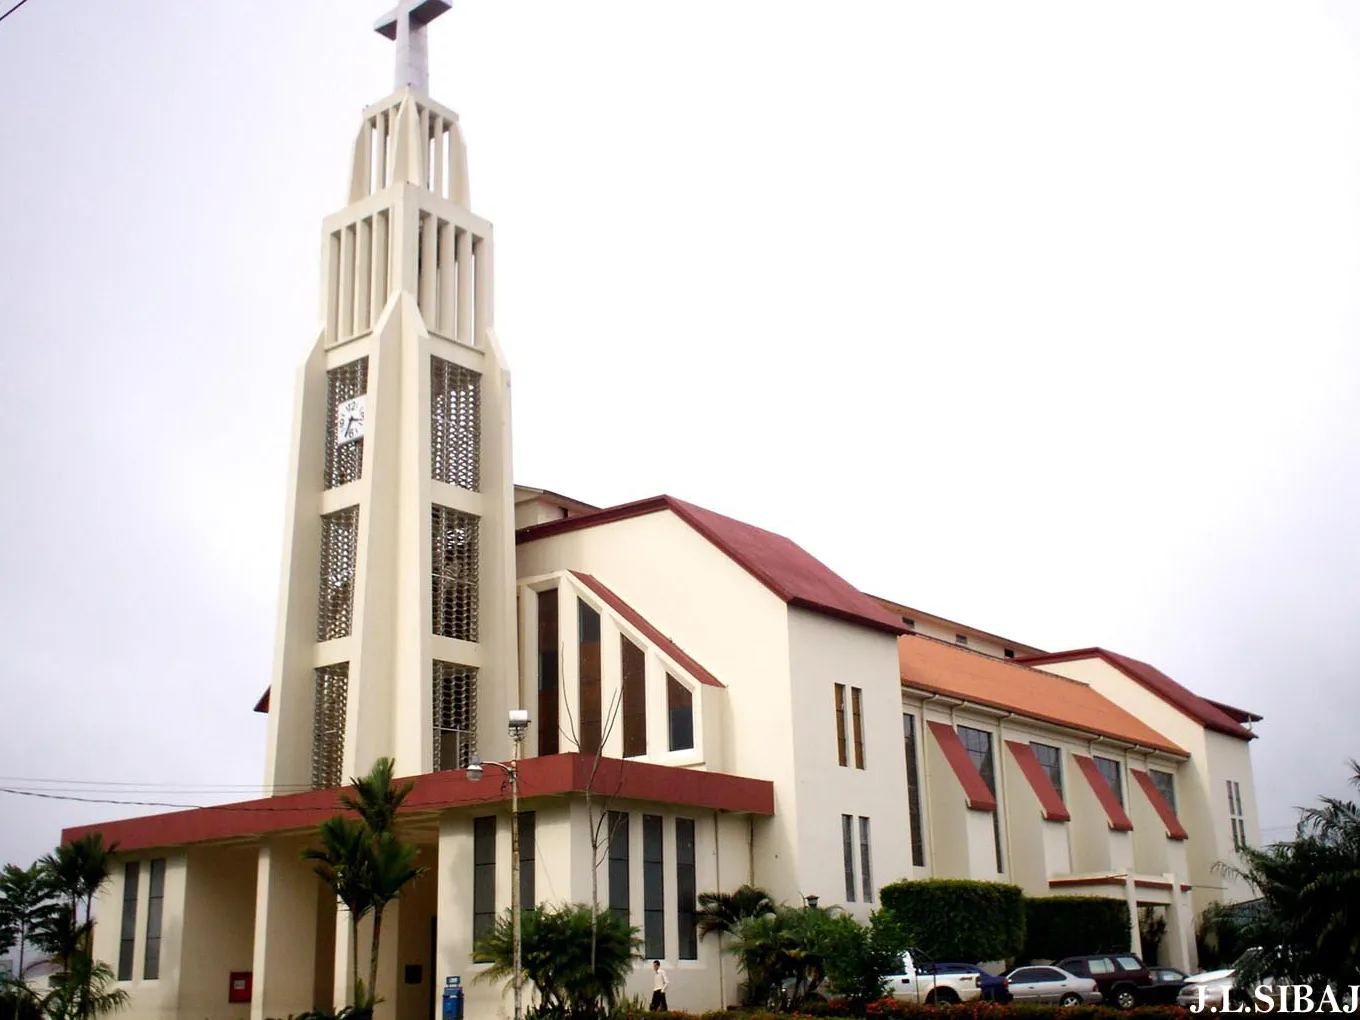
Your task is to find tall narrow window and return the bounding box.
[841,814,856,902]
[143,859,165,980]
[430,356,481,490]
[859,817,874,902]
[1150,769,1176,813]
[667,676,694,751]
[902,714,925,868]
[473,816,496,941]
[324,357,368,489]
[676,818,697,960]
[578,602,602,755]
[850,687,866,769]
[433,661,478,771]
[317,506,359,640]
[117,862,139,981]
[834,684,848,767]
[643,815,664,958]
[1094,756,1125,807]
[608,811,630,923]
[311,663,349,790]
[959,726,1004,873]
[432,506,479,641]
[621,636,647,757]
[1228,780,1247,850]
[1031,742,1064,802]
[519,810,536,910]
[537,589,559,756]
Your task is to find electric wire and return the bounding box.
[0,0,33,26]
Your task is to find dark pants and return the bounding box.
[650,991,668,1011]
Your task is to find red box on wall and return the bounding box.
[228,972,252,1004]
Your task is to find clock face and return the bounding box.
[336,395,366,445]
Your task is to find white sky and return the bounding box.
[2,0,1358,871]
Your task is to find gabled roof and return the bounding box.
[899,635,1186,756]
[570,571,724,687]
[1017,647,1256,741]
[519,495,907,636]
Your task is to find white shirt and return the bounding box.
[653,968,668,991]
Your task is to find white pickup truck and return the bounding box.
[887,952,984,1004]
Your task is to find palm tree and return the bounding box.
[696,885,776,941]
[304,757,425,1011]
[473,903,641,1014]
[340,757,415,836]
[362,836,425,1006]
[35,834,118,1017]
[303,815,374,1007]
[1221,759,1360,990]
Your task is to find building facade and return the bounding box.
[62,10,1263,1020]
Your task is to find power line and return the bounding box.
[0,0,33,26]
[0,774,312,790]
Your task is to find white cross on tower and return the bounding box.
[375,0,452,97]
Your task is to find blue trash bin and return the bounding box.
[442,977,464,1020]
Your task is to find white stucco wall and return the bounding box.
[787,608,911,914]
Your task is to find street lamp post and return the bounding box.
[467,709,530,1020]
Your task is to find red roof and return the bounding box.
[1073,754,1134,832]
[571,572,724,687]
[900,636,1186,756]
[1131,768,1189,841]
[927,721,997,811]
[1017,647,1256,741]
[519,496,906,635]
[62,754,774,853]
[1005,740,1071,822]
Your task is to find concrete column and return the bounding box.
[1123,875,1143,957]
[1164,874,1193,971]
[251,840,321,1020]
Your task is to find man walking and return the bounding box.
[650,960,669,1011]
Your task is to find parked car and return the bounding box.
[1143,967,1189,1005]
[918,962,1010,1003]
[1054,954,1153,1009]
[1000,965,1101,1005]
[886,951,984,1004]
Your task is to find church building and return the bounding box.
[62,6,1264,1020]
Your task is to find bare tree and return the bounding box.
[558,658,631,994]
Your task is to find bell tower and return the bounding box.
[262,1,518,793]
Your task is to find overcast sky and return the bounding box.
[2,1,1358,871]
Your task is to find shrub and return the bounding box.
[608,1003,1190,1020]
[878,879,1026,963]
[1021,897,1130,963]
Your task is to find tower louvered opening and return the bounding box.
[430,357,481,490]
[432,506,479,641]
[317,506,359,640]
[311,663,350,790]
[325,357,368,489]
[433,661,478,771]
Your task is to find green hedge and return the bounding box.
[879,879,1026,963]
[1022,896,1131,962]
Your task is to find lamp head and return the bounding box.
[466,753,484,782]
[805,895,819,910]
[508,708,530,740]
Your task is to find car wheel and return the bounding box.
[1060,994,1082,1007]
[1114,987,1138,1010]
[926,989,959,1005]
